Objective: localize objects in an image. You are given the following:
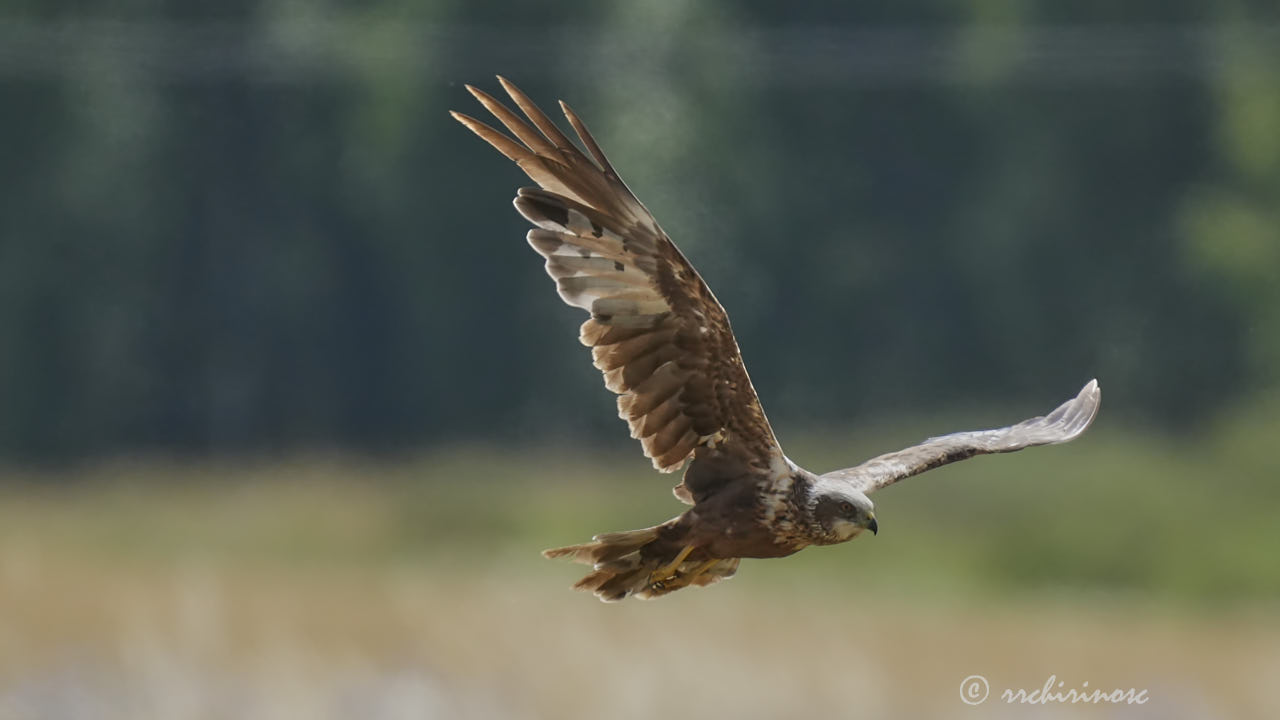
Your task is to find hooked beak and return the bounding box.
[866,513,878,536]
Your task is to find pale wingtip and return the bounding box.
[1082,377,1101,410]
[1065,377,1103,440]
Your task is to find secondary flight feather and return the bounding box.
[452,78,1101,602]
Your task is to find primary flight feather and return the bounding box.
[452,78,1101,602]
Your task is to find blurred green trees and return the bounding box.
[0,2,1277,461]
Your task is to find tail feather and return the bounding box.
[542,526,660,566]
[543,524,740,602]
[582,559,652,602]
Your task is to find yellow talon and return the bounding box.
[655,559,720,591]
[650,544,696,583]
[682,559,719,583]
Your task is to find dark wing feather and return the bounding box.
[452,78,785,483]
[821,380,1101,495]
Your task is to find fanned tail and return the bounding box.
[543,526,660,602]
[543,524,740,602]
[542,526,662,566]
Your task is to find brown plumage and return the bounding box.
[452,78,1102,602]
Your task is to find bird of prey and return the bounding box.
[452,78,1101,602]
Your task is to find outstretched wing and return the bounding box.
[452,77,784,481]
[821,380,1101,495]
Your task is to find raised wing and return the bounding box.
[821,379,1101,495]
[452,78,784,480]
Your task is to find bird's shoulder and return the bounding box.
[753,470,813,545]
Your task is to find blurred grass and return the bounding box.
[1,399,1278,718]
[3,397,1277,607]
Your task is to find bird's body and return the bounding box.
[452,78,1101,601]
[671,469,812,560]
[670,467,874,558]
[550,465,869,600]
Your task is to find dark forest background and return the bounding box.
[1,1,1277,463]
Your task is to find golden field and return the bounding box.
[1,414,1278,719]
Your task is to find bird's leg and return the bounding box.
[651,559,721,592]
[649,544,696,584]
[670,558,720,588]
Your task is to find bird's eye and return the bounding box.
[839,501,854,513]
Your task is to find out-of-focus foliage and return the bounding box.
[1179,33,1280,389]
[0,2,1278,462]
[4,399,1279,605]
[4,455,1278,719]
